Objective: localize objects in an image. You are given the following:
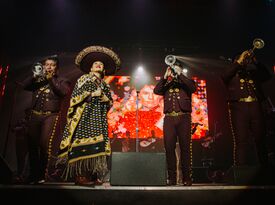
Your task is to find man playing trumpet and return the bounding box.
[154,61,196,186]
[221,44,273,168]
[21,56,71,184]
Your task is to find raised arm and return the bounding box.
[178,74,197,93]
[48,76,71,97]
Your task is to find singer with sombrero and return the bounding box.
[58,45,121,185]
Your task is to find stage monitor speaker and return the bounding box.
[110,152,166,186]
[0,155,13,184]
[226,165,269,185]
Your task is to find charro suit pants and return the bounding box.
[163,113,192,181]
[229,101,267,166]
[27,112,59,181]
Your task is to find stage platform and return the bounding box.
[1,182,275,205]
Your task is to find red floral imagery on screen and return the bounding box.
[191,77,209,139]
[106,76,208,139]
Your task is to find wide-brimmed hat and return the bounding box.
[75,45,121,75]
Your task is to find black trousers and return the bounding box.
[15,131,28,177]
[26,112,59,181]
[163,113,192,181]
[229,101,267,166]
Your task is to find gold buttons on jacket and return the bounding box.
[169,88,180,93]
[240,79,245,83]
[248,80,254,84]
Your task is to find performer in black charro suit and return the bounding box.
[221,50,272,167]
[154,62,196,186]
[21,56,71,184]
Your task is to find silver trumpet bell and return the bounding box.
[32,62,44,77]
[248,38,265,57]
[252,38,265,50]
[240,38,265,65]
[165,55,177,66]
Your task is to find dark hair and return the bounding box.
[44,55,59,69]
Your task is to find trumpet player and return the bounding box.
[21,56,71,184]
[154,61,196,186]
[221,47,272,168]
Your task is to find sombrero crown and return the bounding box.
[75,45,121,75]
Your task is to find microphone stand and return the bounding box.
[135,90,140,152]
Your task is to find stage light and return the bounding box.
[132,64,150,91]
[182,68,188,74]
[137,66,144,73]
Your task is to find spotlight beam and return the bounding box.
[174,55,232,72]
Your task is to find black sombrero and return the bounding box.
[75,45,121,75]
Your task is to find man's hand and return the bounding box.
[100,94,110,102]
[237,50,253,65]
[173,65,182,75]
[164,67,173,79]
[46,72,54,80]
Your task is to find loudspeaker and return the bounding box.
[0,155,13,184]
[226,165,268,185]
[110,152,166,186]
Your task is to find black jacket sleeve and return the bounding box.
[153,77,170,95]
[48,76,71,97]
[178,74,197,93]
[221,63,243,85]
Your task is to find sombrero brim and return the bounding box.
[75,46,121,75]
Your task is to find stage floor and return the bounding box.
[1,182,275,205]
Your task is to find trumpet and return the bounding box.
[165,55,177,67]
[248,38,265,55]
[240,38,265,65]
[32,62,44,77]
[32,62,46,82]
[165,54,181,74]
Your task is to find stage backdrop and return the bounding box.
[105,76,208,140]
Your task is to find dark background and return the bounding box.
[0,0,274,173]
[1,0,275,66]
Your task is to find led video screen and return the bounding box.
[105,76,208,140]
